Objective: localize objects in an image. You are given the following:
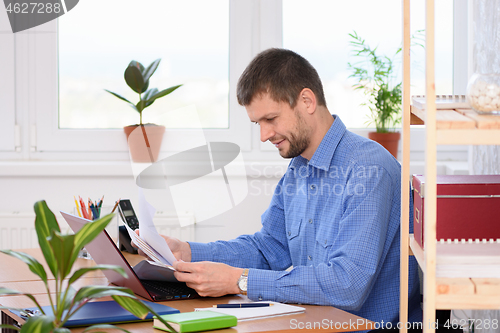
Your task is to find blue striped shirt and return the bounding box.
[189,116,422,329]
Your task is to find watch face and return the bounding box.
[238,277,248,291]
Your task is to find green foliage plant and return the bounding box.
[105,59,182,126]
[0,200,177,333]
[347,31,402,133]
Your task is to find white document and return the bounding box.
[194,302,305,321]
[131,188,177,266]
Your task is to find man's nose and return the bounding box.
[260,123,275,143]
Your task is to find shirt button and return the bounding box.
[308,255,312,260]
[288,231,291,236]
[309,219,313,224]
[324,239,327,245]
[310,184,316,190]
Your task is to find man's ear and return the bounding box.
[299,88,317,114]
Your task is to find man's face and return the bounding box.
[246,93,311,159]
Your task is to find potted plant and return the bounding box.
[0,200,177,333]
[106,59,182,163]
[348,31,402,159]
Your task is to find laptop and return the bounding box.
[61,211,199,302]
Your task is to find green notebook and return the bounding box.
[153,310,237,333]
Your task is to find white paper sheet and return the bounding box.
[137,188,177,265]
[194,302,305,321]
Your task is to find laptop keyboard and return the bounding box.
[141,280,198,300]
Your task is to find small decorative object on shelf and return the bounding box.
[466,73,500,115]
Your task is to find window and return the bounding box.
[32,1,254,157]
[283,0,454,129]
[58,0,229,129]
[0,0,468,160]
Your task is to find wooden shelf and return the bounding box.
[409,235,500,277]
[410,105,500,145]
[409,234,500,308]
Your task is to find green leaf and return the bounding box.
[142,59,161,83]
[143,88,159,108]
[68,265,127,286]
[82,324,132,333]
[146,84,182,104]
[20,315,55,333]
[71,214,114,268]
[34,200,59,278]
[136,100,147,113]
[73,286,135,304]
[124,62,145,94]
[143,88,158,102]
[0,250,47,283]
[111,296,149,319]
[104,90,136,107]
[111,296,178,333]
[48,232,76,280]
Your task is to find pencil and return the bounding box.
[111,199,120,213]
[74,196,82,217]
[88,199,92,220]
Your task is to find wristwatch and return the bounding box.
[237,268,249,295]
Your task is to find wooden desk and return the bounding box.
[0,249,373,332]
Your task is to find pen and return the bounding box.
[213,303,273,308]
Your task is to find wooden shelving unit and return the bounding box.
[399,1,500,332]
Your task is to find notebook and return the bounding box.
[61,211,198,302]
[154,311,237,332]
[10,300,179,327]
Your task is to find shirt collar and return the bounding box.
[289,114,346,172]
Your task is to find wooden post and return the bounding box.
[399,0,411,332]
[424,0,437,332]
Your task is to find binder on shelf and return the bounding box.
[412,174,500,248]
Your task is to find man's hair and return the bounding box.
[237,48,327,108]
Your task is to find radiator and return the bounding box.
[0,211,196,250]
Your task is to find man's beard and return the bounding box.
[277,112,311,159]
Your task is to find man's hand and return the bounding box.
[133,230,192,262]
[173,261,243,297]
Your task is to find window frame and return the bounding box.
[31,1,255,159]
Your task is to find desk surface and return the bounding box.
[0,249,373,332]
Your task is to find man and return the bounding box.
[148,48,422,327]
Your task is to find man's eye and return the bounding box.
[267,117,276,121]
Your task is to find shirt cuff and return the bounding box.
[187,242,214,262]
[247,268,280,302]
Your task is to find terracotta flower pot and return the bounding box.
[368,131,401,159]
[123,124,165,163]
